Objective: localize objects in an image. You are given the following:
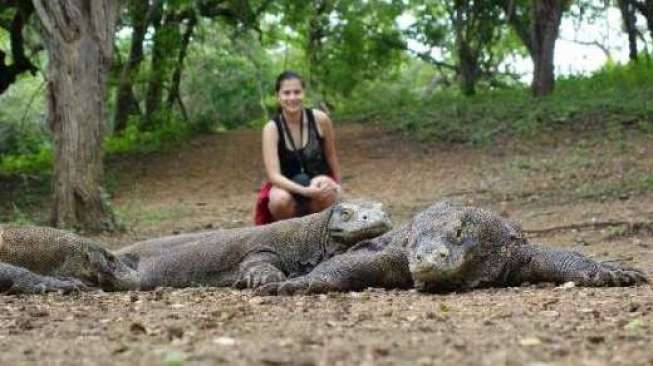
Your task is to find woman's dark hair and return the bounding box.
[275,70,305,93]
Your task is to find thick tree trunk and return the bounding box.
[618,0,639,61]
[114,0,159,133]
[530,0,564,97]
[32,0,117,232]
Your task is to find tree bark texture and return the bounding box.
[32,0,118,231]
[530,0,564,97]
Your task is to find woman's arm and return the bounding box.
[314,110,341,183]
[262,121,316,196]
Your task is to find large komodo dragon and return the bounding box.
[0,200,392,294]
[256,201,648,295]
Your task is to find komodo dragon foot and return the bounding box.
[1,263,88,295]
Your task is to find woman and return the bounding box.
[254,71,341,225]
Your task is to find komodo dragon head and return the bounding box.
[82,243,141,291]
[325,199,393,256]
[405,201,524,292]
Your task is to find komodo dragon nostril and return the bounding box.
[363,215,368,220]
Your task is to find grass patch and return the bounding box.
[115,202,194,229]
[339,60,653,144]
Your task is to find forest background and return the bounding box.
[1,0,652,231]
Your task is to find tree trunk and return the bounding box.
[114,0,160,133]
[306,0,334,103]
[0,2,38,95]
[530,0,564,97]
[143,4,173,130]
[32,0,117,232]
[457,43,478,96]
[642,0,653,41]
[618,0,639,62]
[452,0,478,96]
[166,13,196,122]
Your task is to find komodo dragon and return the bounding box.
[0,225,138,294]
[256,201,648,295]
[115,200,392,289]
[0,200,391,294]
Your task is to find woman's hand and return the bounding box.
[304,177,339,199]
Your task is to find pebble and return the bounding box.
[213,337,237,346]
[519,337,542,347]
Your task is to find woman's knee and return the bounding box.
[268,188,297,219]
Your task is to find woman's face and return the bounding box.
[277,78,304,114]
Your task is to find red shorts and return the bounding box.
[253,174,338,226]
[253,182,275,226]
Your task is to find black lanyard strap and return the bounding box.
[280,111,306,174]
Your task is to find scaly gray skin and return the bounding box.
[117,199,392,290]
[256,201,648,296]
[0,225,140,294]
[0,200,391,294]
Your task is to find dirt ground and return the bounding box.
[1,123,652,366]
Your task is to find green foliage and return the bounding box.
[273,0,406,102]
[105,113,192,155]
[182,25,274,130]
[0,142,52,175]
[340,60,653,145]
[0,72,51,176]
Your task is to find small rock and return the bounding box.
[404,315,419,322]
[519,337,542,347]
[27,308,49,318]
[213,337,237,346]
[129,322,147,335]
[539,310,559,318]
[167,325,184,340]
[372,347,390,357]
[587,335,605,344]
[112,344,128,354]
[556,281,576,289]
[249,297,267,306]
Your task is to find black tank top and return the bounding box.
[273,108,331,179]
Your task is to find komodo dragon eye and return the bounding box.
[456,228,463,238]
[338,208,353,221]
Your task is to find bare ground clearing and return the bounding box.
[2,123,652,365]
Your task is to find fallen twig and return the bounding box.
[525,221,653,238]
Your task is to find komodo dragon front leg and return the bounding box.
[256,240,413,296]
[508,245,649,287]
[233,251,287,289]
[0,262,86,294]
